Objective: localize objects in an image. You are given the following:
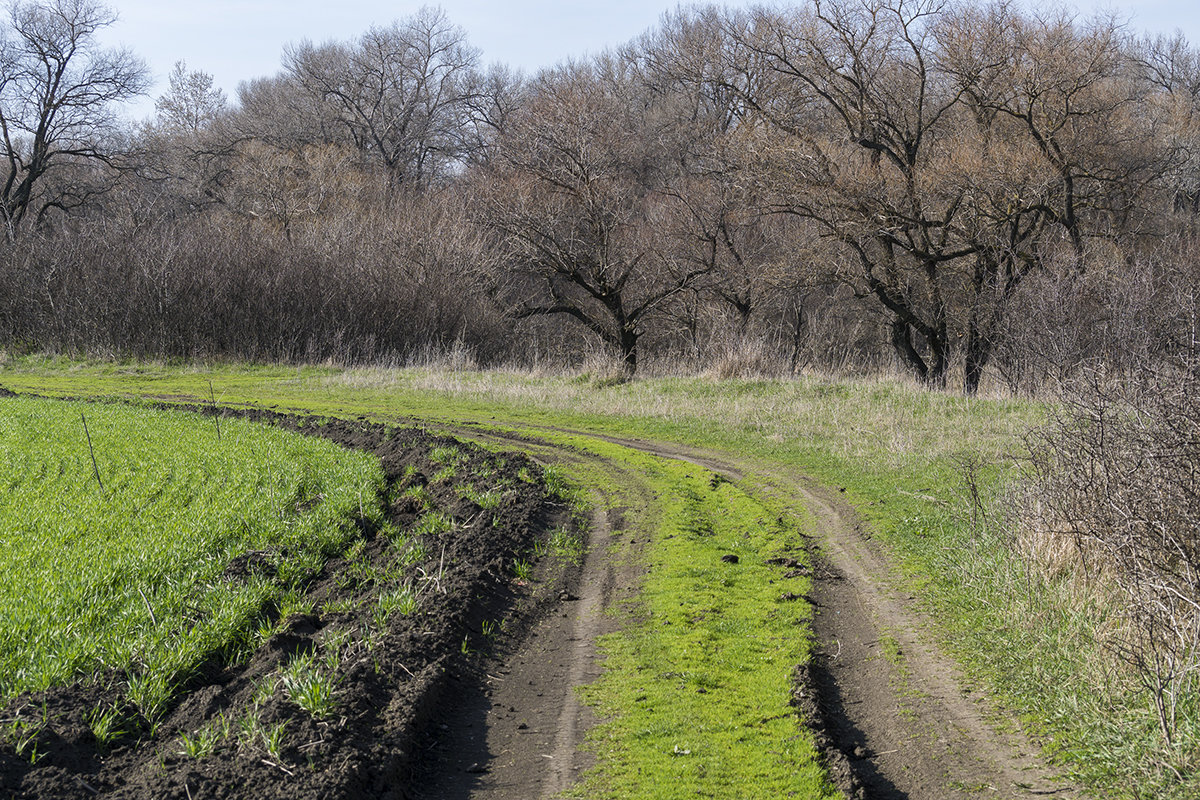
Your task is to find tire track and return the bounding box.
[405,420,1077,799]
[408,428,655,800]
[566,431,1077,800]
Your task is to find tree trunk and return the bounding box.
[618,326,639,375]
[963,321,992,396]
[890,319,929,382]
[788,295,807,374]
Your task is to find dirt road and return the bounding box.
[427,422,1076,799]
[0,388,1076,799]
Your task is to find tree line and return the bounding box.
[1,0,1197,393]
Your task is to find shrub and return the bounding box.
[1023,363,1200,745]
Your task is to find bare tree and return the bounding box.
[283,7,482,191]
[234,72,340,150]
[153,61,226,140]
[475,58,713,374]
[728,0,982,387]
[1133,32,1200,218]
[0,0,147,237]
[635,8,817,365]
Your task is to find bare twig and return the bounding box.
[80,413,103,493]
[261,758,295,776]
[209,380,221,441]
[137,587,157,626]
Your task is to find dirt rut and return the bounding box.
[403,429,653,800]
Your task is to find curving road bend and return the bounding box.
[425,421,1077,800]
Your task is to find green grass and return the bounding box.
[547,526,584,565]
[560,440,835,799]
[279,652,339,719]
[0,396,383,717]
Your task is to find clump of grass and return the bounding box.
[127,672,173,724]
[400,483,432,509]
[376,585,419,622]
[548,527,584,565]
[429,445,464,465]
[177,715,229,759]
[279,653,339,719]
[235,709,287,759]
[261,720,288,759]
[542,464,570,499]
[512,558,533,582]
[321,597,356,615]
[2,703,47,763]
[429,445,466,483]
[402,541,429,566]
[85,705,123,750]
[541,464,589,522]
[457,482,505,509]
[413,510,454,537]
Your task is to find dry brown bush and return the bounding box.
[1022,364,1200,744]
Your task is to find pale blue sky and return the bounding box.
[93,1,1200,120]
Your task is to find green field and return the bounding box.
[0,395,383,720]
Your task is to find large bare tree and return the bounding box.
[475,58,714,374]
[0,0,147,238]
[283,7,482,192]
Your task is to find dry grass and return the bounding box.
[319,365,1037,471]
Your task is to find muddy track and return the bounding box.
[401,429,653,800]
[414,420,1076,799]
[531,428,1077,800]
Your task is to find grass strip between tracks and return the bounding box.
[520,430,838,798]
